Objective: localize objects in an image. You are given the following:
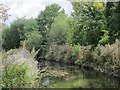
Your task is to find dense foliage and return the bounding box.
[1,2,120,88]
[21,31,42,51]
[2,28,20,50]
[105,2,120,43]
[46,40,120,77]
[71,2,107,45]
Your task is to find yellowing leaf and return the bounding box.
[93,2,103,8]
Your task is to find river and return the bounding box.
[39,61,120,88]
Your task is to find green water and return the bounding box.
[39,61,120,88]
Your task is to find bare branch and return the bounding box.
[0,3,10,22]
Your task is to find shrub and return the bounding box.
[65,44,80,64]
[71,45,80,60]
[45,44,67,62]
[75,45,95,66]
[46,44,93,65]
[92,39,120,74]
[45,44,81,64]
[1,48,39,88]
[95,39,120,66]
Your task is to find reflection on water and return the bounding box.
[39,61,120,88]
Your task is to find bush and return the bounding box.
[45,44,81,64]
[94,39,120,68]
[45,43,92,65]
[1,48,39,88]
[45,44,66,62]
[75,45,94,66]
[65,44,80,64]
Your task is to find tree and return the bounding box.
[2,28,20,50]
[36,4,62,44]
[37,4,61,31]
[24,18,38,32]
[2,17,39,50]
[105,2,120,43]
[67,17,78,44]
[10,18,27,41]
[36,4,62,56]
[71,2,106,46]
[49,13,70,45]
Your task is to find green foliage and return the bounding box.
[71,44,80,61]
[10,17,38,41]
[2,28,20,50]
[99,30,109,45]
[75,45,93,65]
[2,2,120,80]
[21,31,42,51]
[105,2,120,43]
[37,4,61,31]
[3,63,29,87]
[71,2,106,45]
[45,44,67,62]
[49,13,69,45]
[24,18,38,33]
[67,17,77,44]
[95,39,120,66]
[1,48,39,88]
[36,4,62,57]
[36,4,61,45]
[10,17,27,41]
[2,18,39,50]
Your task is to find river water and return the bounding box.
[39,61,120,88]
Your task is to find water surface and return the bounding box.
[39,61,120,88]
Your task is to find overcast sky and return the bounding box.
[1,0,73,25]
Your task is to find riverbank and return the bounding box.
[39,59,120,79]
[41,40,120,79]
[38,60,120,88]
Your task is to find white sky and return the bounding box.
[0,0,73,25]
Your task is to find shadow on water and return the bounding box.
[39,61,120,88]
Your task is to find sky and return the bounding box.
[1,0,73,25]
